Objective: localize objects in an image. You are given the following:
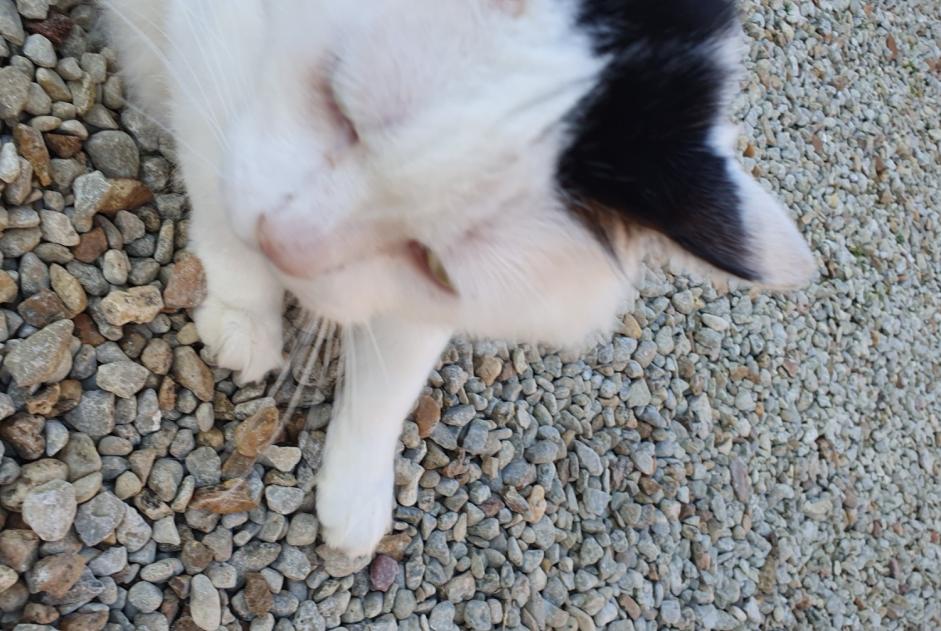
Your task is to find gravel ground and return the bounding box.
[0,1,939,630]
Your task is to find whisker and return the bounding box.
[101,1,230,149]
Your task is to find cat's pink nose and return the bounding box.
[256,215,320,278]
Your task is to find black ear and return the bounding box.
[559,0,770,281]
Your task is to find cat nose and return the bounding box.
[256,215,320,278]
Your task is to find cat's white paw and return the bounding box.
[195,295,284,384]
[316,464,393,558]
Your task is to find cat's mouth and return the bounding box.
[259,216,457,295]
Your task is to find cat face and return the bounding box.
[165,0,814,345]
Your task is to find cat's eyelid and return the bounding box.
[325,76,360,146]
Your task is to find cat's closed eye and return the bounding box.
[317,67,360,148]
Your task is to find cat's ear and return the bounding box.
[561,130,816,289]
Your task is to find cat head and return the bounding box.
[166,0,815,345]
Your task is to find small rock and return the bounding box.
[163,253,206,310]
[152,516,181,546]
[85,131,139,178]
[0,530,40,572]
[369,555,398,592]
[260,445,301,472]
[96,361,150,398]
[316,545,370,578]
[88,546,127,577]
[463,600,492,631]
[729,457,752,503]
[100,286,164,325]
[190,574,221,630]
[14,123,51,186]
[172,346,214,402]
[65,391,115,439]
[0,66,30,117]
[265,486,304,515]
[0,565,16,593]
[415,395,441,438]
[22,479,76,541]
[116,506,151,552]
[5,319,73,387]
[234,406,280,457]
[60,433,102,482]
[127,581,163,613]
[99,178,153,213]
[74,491,125,546]
[189,479,258,515]
[17,288,68,328]
[0,413,46,460]
[244,572,273,617]
[49,264,86,315]
[25,552,85,598]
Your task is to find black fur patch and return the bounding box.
[558,0,758,281]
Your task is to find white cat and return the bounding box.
[102,0,815,557]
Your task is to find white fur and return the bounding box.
[103,0,815,557]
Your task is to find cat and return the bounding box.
[102,0,815,557]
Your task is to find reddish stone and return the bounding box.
[163,254,207,311]
[73,313,106,346]
[44,133,83,159]
[72,228,108,263]
[25,13,75,45]
[369,555,399,592]
[189,479,257,515]
[99,179,154,214]
[13,124,51,186]
[17,288,67,328]
[415,395,441,439]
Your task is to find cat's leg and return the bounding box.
[317,315,451,557]
[185,173,285,385]
[193,244,285,385]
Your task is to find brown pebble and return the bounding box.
[22,602,59,625]
[17,288,67,328]
[0,413,45,461]
[0,530,40,573]
[141,337,172,375]
[73,313,106,346]
[169,575,190,599]
[52,380,83,416]
[44,132,83,158]
[163,253,207,311]
[415,395,441,439]
[243,572,273,616]
[59,609,108,631]
[233,407,280,458]
[158,376,177,411]
[25,382,61,416]
[171,346,214,402]
[181,541,213,574]
[13,124,51,186]
[25,552,86,599]
[375,533,412,561]
[0,270,17,303]
[72,228,108,263]
[99,179,154,214]
[189,479,258,515]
